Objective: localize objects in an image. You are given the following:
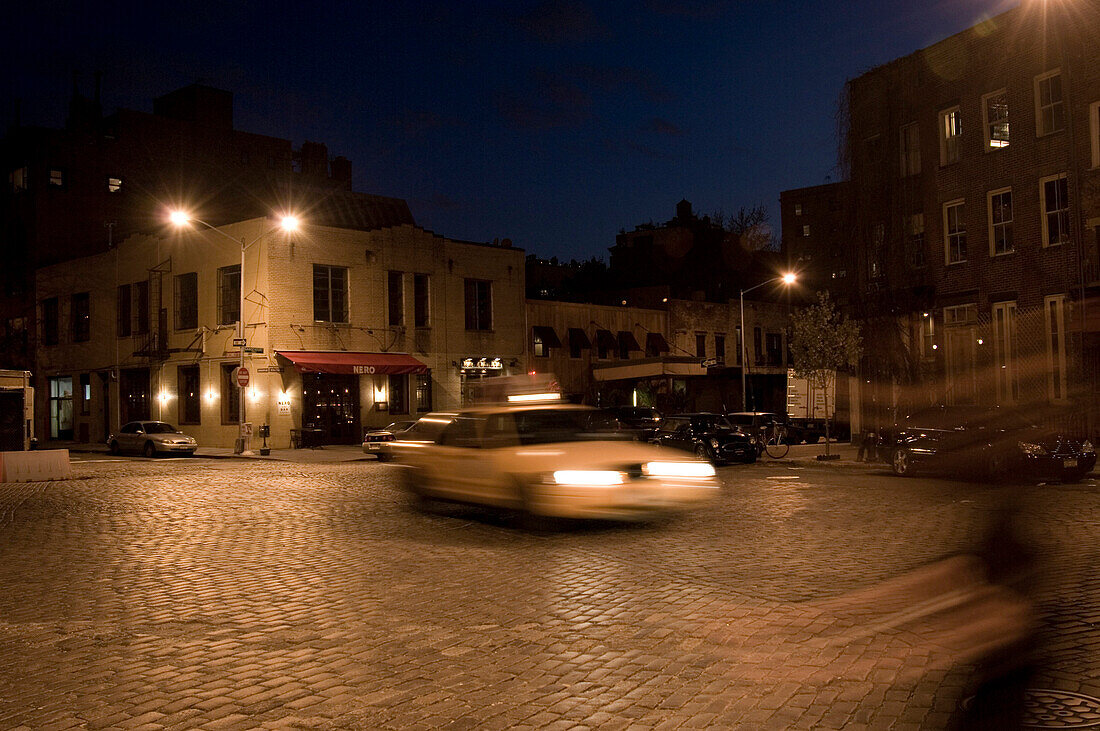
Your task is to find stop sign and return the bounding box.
[236,366,250,388]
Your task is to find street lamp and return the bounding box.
[169,211,300,453]
[740,273,796,411]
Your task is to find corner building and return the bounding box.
[845,4,1100,433]
[34,218,524,448]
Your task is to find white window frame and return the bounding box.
[1035,69,1065,137]
[1039,173,1070,247]
[981,89,1009,150]
[1090,101,1100,169]
[899,122,921,176]
[939,106,961,166]
[919,313,935,360]
[802,224,810,237]
[992,301,1018,405]
[943,199,967,265]
[987,187,1014,256]
[1044,294,1067,402]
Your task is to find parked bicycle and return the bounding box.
[762,423,790,458]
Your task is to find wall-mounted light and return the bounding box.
[277,391,292,407]
[374,384,388,411]
[976,338,984,345]
[932,344,939,350]
[205,390,218,401]
[249,388,263,402]
[158,391,173,404]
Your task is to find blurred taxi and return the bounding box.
[392,395,719,521]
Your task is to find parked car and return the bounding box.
[108,421,197,457]
[607,406,662,441]
[392,401,718,522]
[888,406,1096,483]
[650,413,758,464]
[363,420,417,461]
[725,411,785,452]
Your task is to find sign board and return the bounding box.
[232,338,247,347]
[278,401,290,415]
[257,366,284,373]
[244,346,264,354]
[240,422,253,438]
[460,356,504,372]
[786,368,835,419]
[236,366,250,388]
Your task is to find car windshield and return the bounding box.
[694,416,736,431]
[144,422,179,434]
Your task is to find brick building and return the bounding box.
[841,4,1100,435]
[779,182,854,305]
[34,218,524,448]
[3,81,412,369]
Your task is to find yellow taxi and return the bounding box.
[391,396,719,522]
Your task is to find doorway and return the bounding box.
[302,373,361,444]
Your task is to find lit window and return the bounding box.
[49,169,64,186]
[900,122,921,176]
[982,90,1009,149]
[107,176,122,193]
[944,200,967,264]
[1040,174,1069,247]
[1035,70,1065,137]
[794,204,802,215]
[802,224,810,237]
[988,189,1013,256]
[9,166,28,192]
[939,107,960,166]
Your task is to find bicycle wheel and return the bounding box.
[764,431,789,458]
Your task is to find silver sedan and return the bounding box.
[108,421,198,457]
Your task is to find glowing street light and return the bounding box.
[740,273,797,411]
[169,210,300,453]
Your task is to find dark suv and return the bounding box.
[650,413,757,464]
[608,406,662,441]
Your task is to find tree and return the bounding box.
[789,292,862,456]
[713,204,776,251]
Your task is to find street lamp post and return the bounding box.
[740,273,796,411]
[169,211,299,453]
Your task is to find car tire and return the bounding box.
[891,448,911,477]
[694,443,711,462]
[108,440,120,455]
[743,452,757,464]
[143,442,157,458]
[376,453,392,463]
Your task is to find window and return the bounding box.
[49,169,64,187]
[133,281,149,335]
[900,122,921,175]
[387,270,404,326]
[695,333,706,358]
[178,365,201,425]
[117,284,132,336]
[107,176,122,193]
[939,107,961,165]
[992,301,1018,404]
[765,333,783,366]
[794,204,803,215]
[1040,174,1069,247]
[414,274,430,327]
[988,188,1014,256]
[944,304,977,326]
[41,297,59,346]
[715,334,725,363]
[48,376,73,439]
[919,314,935,359]
[415,374,432,412]
[735,326,743,365]
[1091,101,1100,169]
[982,90,1009,149]
[464,279,492,331]
[71,292,90,342]
[389,374,408,415]
[221,364,240,424]
[1035,70,1065,136]
[174,273,198,330]
[905,213,925,268]
[533,330,548,357]
[753,327,763,365]
[79,373,91,415]
[218,265,241,326]
[9,166,28,192]
[802,225,810,237]
[313,265,348,323]
[944,200,967,264]
[869,222,885,278]
[1045,295,1067,401]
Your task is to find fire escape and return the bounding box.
[132,259,171,361]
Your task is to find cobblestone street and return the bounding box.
[0,457,1097,729]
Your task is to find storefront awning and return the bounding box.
[617,331,641,352]
[593,356,707,382]
[568,328,591,349]
[645,332,670,354]
[531,326,562,348]
[276,350,429,375]
[595,329,617,350]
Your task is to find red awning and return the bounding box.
[276,350,429,375]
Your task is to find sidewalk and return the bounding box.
[65,441,374,464]
[777,440,886,470]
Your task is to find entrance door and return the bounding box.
[302,373,361,444]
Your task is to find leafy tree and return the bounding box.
[789,292,862,456]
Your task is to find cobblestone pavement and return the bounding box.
[0,458,1097,729]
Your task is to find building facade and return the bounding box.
[34,218,524,448]
[842,4,1100,435]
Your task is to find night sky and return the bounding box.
[6,0,1014,262]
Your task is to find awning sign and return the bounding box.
[460,356,503,371]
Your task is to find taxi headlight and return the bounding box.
[553,470,625,486]
[1018,441,1048,457]
[641,461,716,479]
